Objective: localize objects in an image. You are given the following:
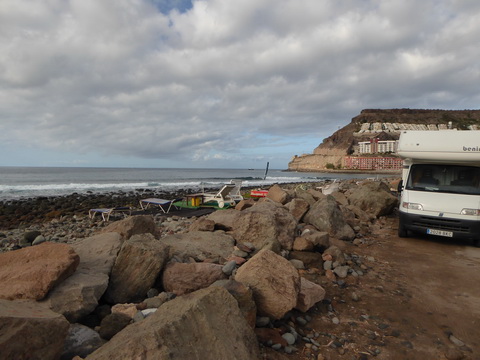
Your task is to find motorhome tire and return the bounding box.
[473,238,480,248]
[398,221,408,238]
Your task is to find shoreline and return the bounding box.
[0,177,402,230]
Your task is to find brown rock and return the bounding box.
[188,218,215,232]
[266,184,290,204]
[41,232,122,322]
[0,242,79,300]
[100,215,157,239]
[303,195,355,240]
[111,303,138,319]
[325,269,336,281]
[211,279,257,328]
[285,197,310,221]
[105,233,168,304]
[0,299,70,360]
[85,287,260,360]
[235,198,256,211]
[345,181,398,218]
[160,231,235,263]
[233,201,297,251]
[205,209,241,231]
[330,191,349,206]
[98,312,131,340]
[235,249,300,319]
[293,236,314,251]
[227,255,247,265]
[295,277,326,312]
[162,262,227,295]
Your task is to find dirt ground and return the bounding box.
[263,215,480,360]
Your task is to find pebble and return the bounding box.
[449,335,465,347]
[141,309,157,318]
[256,316,270,327]
[296,317,307,326]
[332,317,340,325]
[333,265,349,278]
[282,332,296,345]
[221,260,237,275]
[32,235,46,245]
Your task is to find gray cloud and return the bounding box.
[1,0,479,168]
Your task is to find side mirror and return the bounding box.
[397,180,403,193]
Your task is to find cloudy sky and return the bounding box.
[1,0,479,169]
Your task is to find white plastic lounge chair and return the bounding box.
[228,180,244,202]
[89,207,131,222]
[202,183,236,208]
[139,198,182,213]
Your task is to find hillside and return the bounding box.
[288,108,480,172]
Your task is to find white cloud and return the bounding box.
[0,0,479,168]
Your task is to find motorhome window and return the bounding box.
[406,164,480,195]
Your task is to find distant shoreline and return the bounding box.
[285,169,402,176]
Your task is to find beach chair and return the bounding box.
[139,198,182,213]
[88,207,131,222]
[228,180,244,202]
[202,183,236,208]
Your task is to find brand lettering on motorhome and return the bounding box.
[463,146,480,152]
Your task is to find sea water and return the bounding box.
[0,166,384,200]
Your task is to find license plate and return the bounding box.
[427,228,453,237]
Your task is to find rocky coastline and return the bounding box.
[0,178,407,360]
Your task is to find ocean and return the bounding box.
[0,166,387,201]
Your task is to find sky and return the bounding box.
[1,0,479,169]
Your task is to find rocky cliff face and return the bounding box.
[288,108,480,171]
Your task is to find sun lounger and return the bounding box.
[201,183,236,208]
[228,180,244,202]
[139,198,182,213]
[88,207,131,222]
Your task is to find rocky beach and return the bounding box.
[1,177,478,360]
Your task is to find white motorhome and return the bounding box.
[397,130,480,246]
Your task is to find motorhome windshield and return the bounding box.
[406,164,480,195]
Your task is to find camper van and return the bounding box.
[397,130,480,246]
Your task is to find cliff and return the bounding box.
[288,108,480,171]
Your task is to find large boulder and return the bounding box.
[235,249,300,319]
[232,201,297,251]
[303,195,355,241]
[205,209,241,231]
[0,242,79,300]
[160,231,235,262]
[285,197,310,221]
[162,262,227,295]
[210,279,257,328]
[105,233,169,304]
[266,184,290,204]
[345,181,398,218]
[85,287,260,360]
[41,232,122,322]
[0,299,70,360]
[100,215,157,239]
